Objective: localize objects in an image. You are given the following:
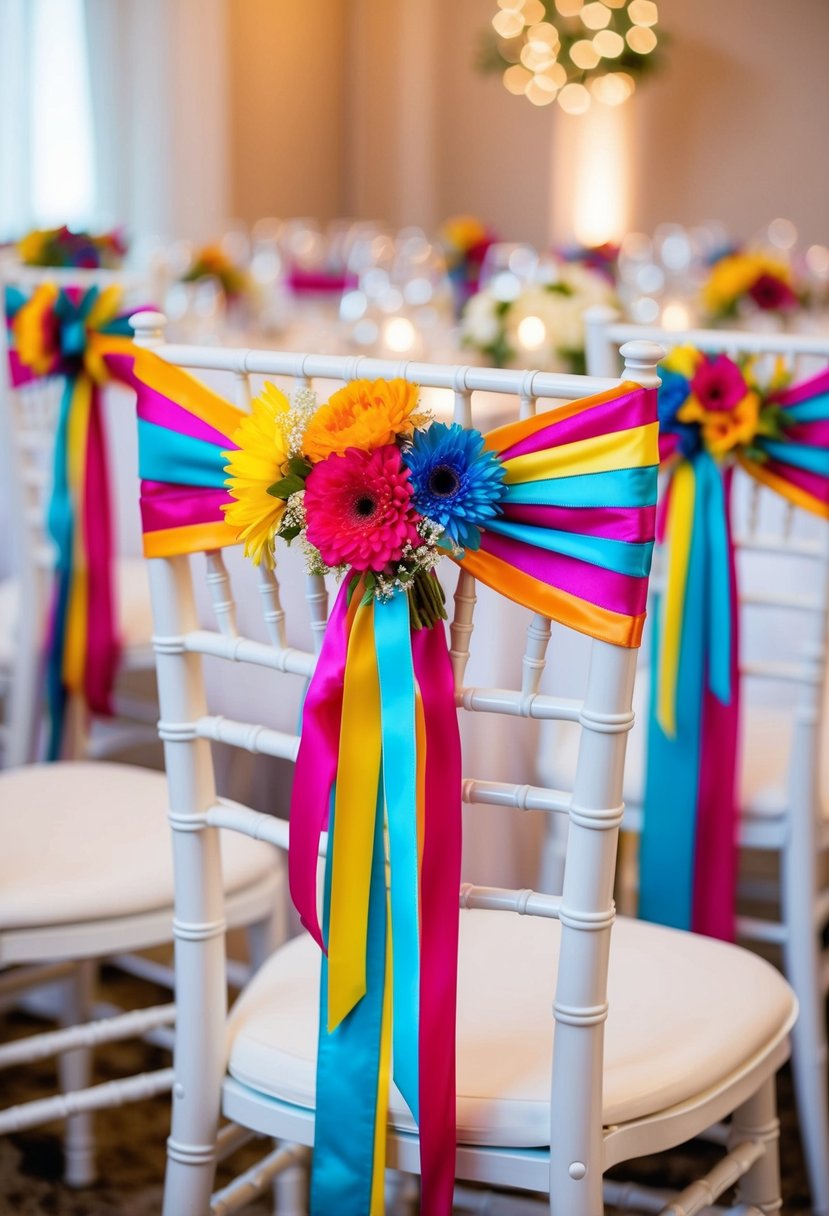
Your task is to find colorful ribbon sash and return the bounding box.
[4,283,140,758]
[111,343,657,1215]
[641,360,829,940]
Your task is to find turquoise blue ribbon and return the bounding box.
[640,453,731,929]
[44,378,76,760]
[375,592,420,1123]
[786,395,829,423]
[137,419,230,486]
[504,465,657,508]
[485,518,652,576]
[312,785,387,1215]
[760,439,829,477]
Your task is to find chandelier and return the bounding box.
[484,0,661,114]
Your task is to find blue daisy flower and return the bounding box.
[658,367,701,458]
[403,422,506,551]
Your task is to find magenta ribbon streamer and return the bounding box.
[289,581,351,948]
[479,530,650,618]
[83,383,119,714]
[691,467,740,939]
[412,621,462,1216]
[499,384,654,460]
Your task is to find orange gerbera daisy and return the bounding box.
[302,378,421,463]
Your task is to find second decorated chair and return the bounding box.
[553,306,829,1214]
[129,312,796,1216]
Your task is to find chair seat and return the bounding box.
[0,557,153,667]
[226,910,795,1147]
[538,675,825,822]
[0,762,281,930]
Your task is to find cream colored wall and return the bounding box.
[632,0,829,246]
[226,0,829,247]
[227,0,347,225]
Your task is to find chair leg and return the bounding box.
[273,1145,308,1215]
[730,1075,782,1215]
[57,962,96,1188]
[780,875,829,1212]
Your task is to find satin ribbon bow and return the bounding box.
[4,283,139,758]
[641,353,829,941]
[107,343,658,1216]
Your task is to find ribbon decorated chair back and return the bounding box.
[584,311,829,941]
[123,311,660,1216]
[1,269,145,761]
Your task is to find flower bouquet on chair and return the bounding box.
[642,344,829,942]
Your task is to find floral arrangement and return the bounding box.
[182,242,251,301]
[657,345,790,461]
[460,260,616,372]
[478,0,663,113]
[557,241,620,284]
[224,378,507,628]
[701,250,803,324]
[438,214,497,312]
[16,225,127,269]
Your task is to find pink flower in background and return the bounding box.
[304,444,422,572]
[690,354,748,413]
[748,272,799,312]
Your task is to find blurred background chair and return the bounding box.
[0,262,159,767]
[132,321,795,1216]
[537,307,829,1213]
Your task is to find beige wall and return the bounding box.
[632,0,829,246]
[227,0,347,225]
[226,0,829,248]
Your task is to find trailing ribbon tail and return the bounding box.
[4,285,147,758]
[642,359,829,942]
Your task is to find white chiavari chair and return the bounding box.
[135,313,795,1216]
[0,272,288,1189]
[537,306,829,1213]
[0,262,160,766]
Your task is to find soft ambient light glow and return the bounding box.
[560,100,632,245]
[383,316,417,353]
[492,0,660,113]
[661,301,692,331]
[517,315,548,349]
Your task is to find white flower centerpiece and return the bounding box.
[460,260,616,373]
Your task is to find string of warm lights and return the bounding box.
[484,0,660,113]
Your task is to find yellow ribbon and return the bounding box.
[327,596,383,1032]
[657,461,696,737]
[62,375,93,693]
[501,420,659,484]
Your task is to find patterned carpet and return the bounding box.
[0,967,817,1215]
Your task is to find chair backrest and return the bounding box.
[584,306,829,821]
[0,262,147,762]
[132,310,661,1194]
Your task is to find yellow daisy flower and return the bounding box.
[662,344,702,380]
[303,378,422,463]
[678,391,761,457]
[223,382,291,567]
[13,282,60,375]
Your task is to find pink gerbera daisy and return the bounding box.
[689,354,747,413]
[304,444,422,572]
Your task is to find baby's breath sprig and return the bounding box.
[285,386,318,457]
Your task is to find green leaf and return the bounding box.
[279,524,302,544]
[267,473,305,499]
[287,455,312,479]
